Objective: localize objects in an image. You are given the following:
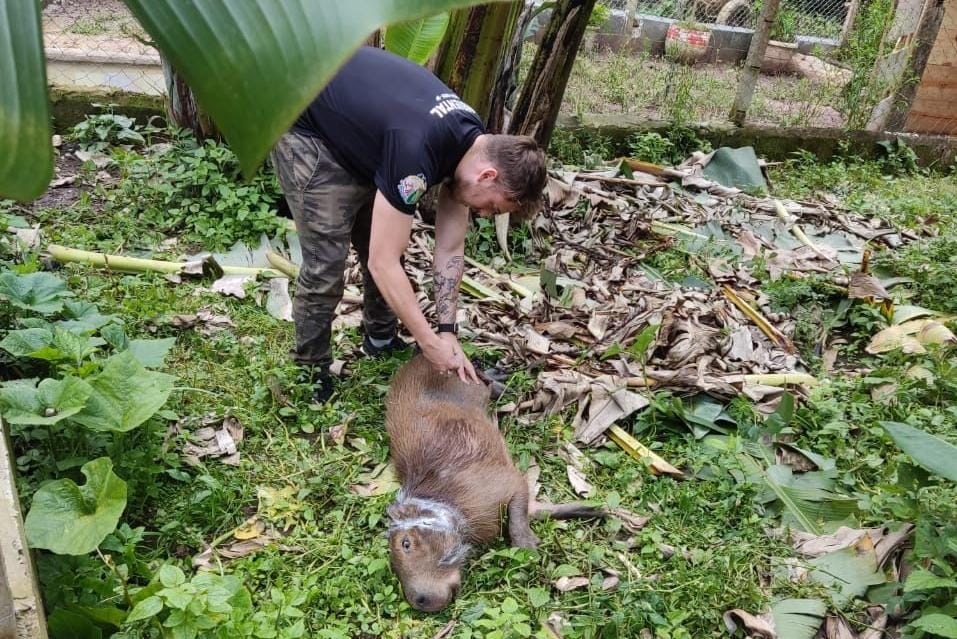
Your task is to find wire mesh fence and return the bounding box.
[42,0,164,96]
[36,0,956,138]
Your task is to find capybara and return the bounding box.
[385,354,601,612]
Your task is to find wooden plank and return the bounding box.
[927,28,957,64]
[0,417,47,639]
[912,83,957,101]
[910,95,957,115]
[906,113,957,133]
[921,65,957,83]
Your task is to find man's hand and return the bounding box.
[421,332,479,384]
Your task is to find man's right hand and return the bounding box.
[420,334,475,383]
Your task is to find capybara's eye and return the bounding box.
[401,537,411,551]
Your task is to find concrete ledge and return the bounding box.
[0,417,47,639]
[49,86,166,131]
[555,114,957,167]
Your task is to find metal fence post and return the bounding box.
[729,0,781,126]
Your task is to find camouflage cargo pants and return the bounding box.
[270,131,397,370]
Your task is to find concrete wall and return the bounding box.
[555,113,957,166]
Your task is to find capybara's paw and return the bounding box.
[511,531,540,549]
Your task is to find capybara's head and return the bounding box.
[387,498,469,612]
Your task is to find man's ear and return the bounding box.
[478,167,498,183]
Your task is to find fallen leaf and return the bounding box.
[537,321,579,339]
[848,272,890,301]
[575,381,650,445]
[723,608,775,638]
[587,314,609,341]
[195,308,235,336]
[180,415,244,466]
[825,616,857,639]
[918,321,956,346]
[554,576,590,592]
[791,527,877,557]
[233,517,264,540]
[211,274,254,299]
[431,620,457,639]
[601,571,620,591]
[566,466,594,498]
[524,327,551,355]
[350,463,400,497]
[74,149,111,168]
[610,508,651,533]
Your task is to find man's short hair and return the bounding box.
[484,134,547,220]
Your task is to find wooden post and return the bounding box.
[508,0,599,147]
[839,0,862,48]
[884,0,947,131]
[729,0,781,126]
[0,416,47,639]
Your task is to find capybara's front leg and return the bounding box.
[507,489,540,549]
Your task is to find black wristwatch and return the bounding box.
[437,323,458,334]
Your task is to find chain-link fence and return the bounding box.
[42,0,164,96]
[38,0,956,137]
[561,0,955,135]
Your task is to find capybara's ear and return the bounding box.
[387,502,417,522]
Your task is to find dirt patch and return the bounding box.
[42,0,152,57]
[560,49,848,130]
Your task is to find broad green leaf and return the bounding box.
[158,564,186,588]
[770,599,826,639]
[58,301,118,333]
[29,328,105,365]
[809,546,885,607]
[904,568,957,593]
[0,272,73,314]
[71,350,175,433]
[385,12,451,65]
[25,457,127,555]
[881,421,957,482]
[0,327,53,357]
[47,609,103,639]
[743,458,858,534]
[68,605,127,628]
[99,323,128,350]
[0,376,93,425]
[527,587,550,608]
[128,338,176,369]
[0,0,53,200]
[121,0,506,179]
[125,595,164,624]
[909,613,957,638]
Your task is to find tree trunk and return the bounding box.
[729,0,780,126]
[162,57,220,141]
[433,2,523,129]
[487,2,537,132]
[508,0,597,147]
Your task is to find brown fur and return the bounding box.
[385,355,538,611]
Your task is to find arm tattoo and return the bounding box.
[434,255,464,324]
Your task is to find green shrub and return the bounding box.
[109,131,284,249]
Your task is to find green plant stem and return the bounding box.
[48,244,283,278]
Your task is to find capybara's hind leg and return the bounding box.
[506,489,540,549]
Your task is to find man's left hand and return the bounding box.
[438,332,479,384]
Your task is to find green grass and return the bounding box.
[4,134,957,638]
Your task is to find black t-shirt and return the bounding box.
[292,46,485,215]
